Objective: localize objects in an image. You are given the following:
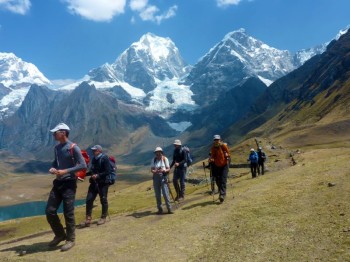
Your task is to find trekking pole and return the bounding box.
[202,162,209,187]
[165,178,178,209]
[209,164,215,202]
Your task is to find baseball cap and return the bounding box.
[50,123,70,133]
[91,145,103,151]
[213,135,221,140]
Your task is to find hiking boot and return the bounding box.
[167,209,174,214]
[156,209,163,215]
[79,216,92,227]
[48,235,66,247]
[178,197,184,202]
[97,218,106,225]
[219,195,225,203]
[60,241,75,252]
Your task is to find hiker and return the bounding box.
[170,139,187,201]
[248,148,259,178]
[257,147,266,175]
[209,135,230,203]
[80,145,112,227]
[46,123,87,251]
[151,147,173,214]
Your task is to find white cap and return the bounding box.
[50,123,70,133]
[154,147,163,153]
[173,139,182,146]
[213,135,221,140]
[258,147,262,150]
[250,148,255,152]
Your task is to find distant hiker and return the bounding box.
[248,148,259,178]
[46,123,87,252]
[209,135,231,203]
[257,147,266,175]
[80,145,112,227]
[170,139,187,201]
[151,147,173,214]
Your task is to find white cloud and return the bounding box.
[137,4,177,24]
[0,0,31,15]
[129,0,148,12]
[63,0,126,22]
[217,0,241,7]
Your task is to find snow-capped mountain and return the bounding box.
[185,27,345,106]
[61,33,196,119]
[0,52,51,119]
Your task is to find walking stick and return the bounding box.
[165,177,178,209]
[202,162,209,187]
[209,163,215,202]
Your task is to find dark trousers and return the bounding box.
[173,168,186,198]
[46,179,77,242]
[250,163,258,178]
[86,182,109,218]
[212,164,228,196]
[258,162,265,175]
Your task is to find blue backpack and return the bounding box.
[182,146,193,167]
[249,152,259,163]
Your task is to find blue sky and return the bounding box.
[0,0,349,81]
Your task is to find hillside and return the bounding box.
[0,137,350,261]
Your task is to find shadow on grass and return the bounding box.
[0,241,60,255]
[182,200,220,210]
[126,210,155,219]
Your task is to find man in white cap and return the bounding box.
[46,123,87,251]
[151,147,173,214]
[209,135,231,203]
[170,139,187,201]
[80,145,112,227]
[248,148,259,178]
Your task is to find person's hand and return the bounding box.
[49,168,57,174]
[175,163,180,167]
[55,169,67,176]
[92,174,98,180]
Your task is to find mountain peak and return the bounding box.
[0,52,51,88]
[131,33,175,62]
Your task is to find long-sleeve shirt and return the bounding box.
[170,147,187,169]
[52,140,87,181]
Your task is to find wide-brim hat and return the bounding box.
[154,146,163,153]
[173,139,182,146]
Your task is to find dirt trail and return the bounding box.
[0,147,350,261]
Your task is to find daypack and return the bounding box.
[69,143,90,182]
[182,146,193,167]
[107,156,117,185]
[249,152,259,163]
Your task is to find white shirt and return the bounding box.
[151,156,170,173]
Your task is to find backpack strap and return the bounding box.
[69,143,77,165]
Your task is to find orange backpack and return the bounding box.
[69,143,90,182]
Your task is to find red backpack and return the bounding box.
[69,143,90,182]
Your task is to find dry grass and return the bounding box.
[0,143,349,261]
